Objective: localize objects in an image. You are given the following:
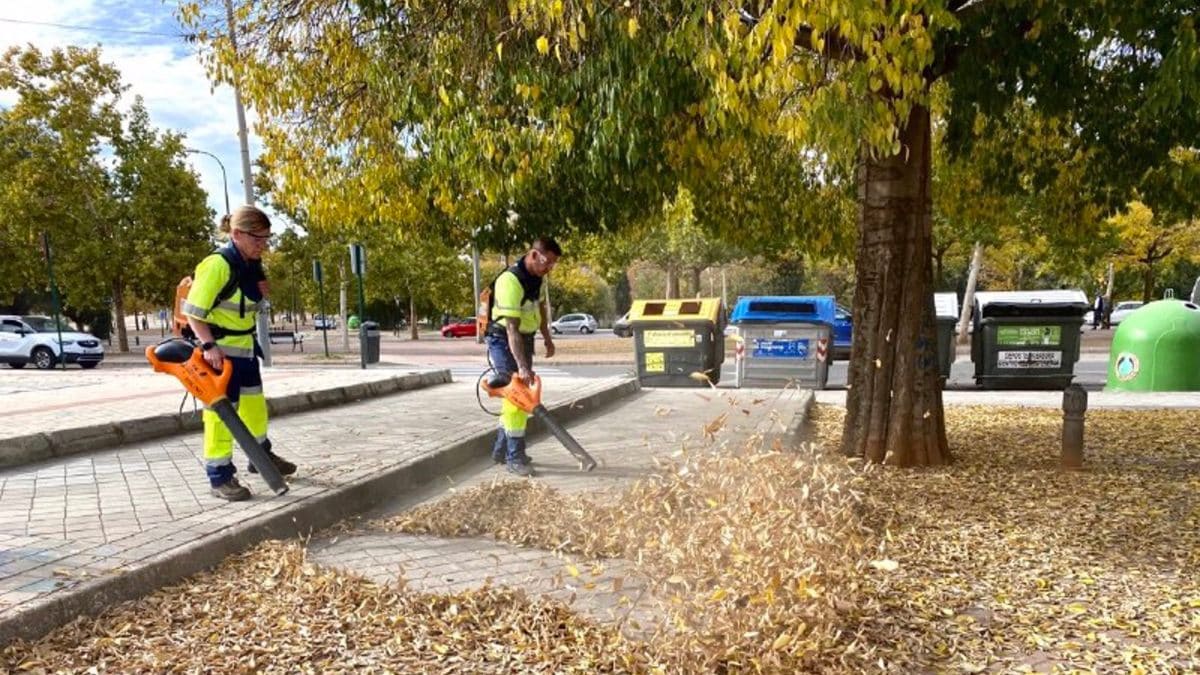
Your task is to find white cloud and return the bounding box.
[0,1,271,223]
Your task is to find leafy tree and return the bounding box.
[0,47,211,351]
[0,46,121,315]
[1107,201,1200,303]
[184,1,1200,466]
[106,99,213,351]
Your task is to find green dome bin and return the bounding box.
[1106,300,1200,391]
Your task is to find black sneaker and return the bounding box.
[249,450,297,476]
[506,461,535,477]
[211,476,251,501]
[493,452,532,465]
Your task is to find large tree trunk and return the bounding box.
[112,280,129,353]
[1141,263,1155,303]
[665,266,679,299]
[842,105,949,466]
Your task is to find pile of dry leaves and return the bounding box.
[5,403,1199,673]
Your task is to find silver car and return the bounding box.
[551,313,598,334]
[1109,301,1144,326]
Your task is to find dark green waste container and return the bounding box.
[360,321,381,365]
[933,292,959,380]
[971,290,1089,389]
[629,298,725,386]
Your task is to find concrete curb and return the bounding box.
[0,370,452,469]
[0,377,639,647]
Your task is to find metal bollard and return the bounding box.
[1061,384,1087,469]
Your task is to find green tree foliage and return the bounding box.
[183,1,1200,465]
[548,263,614,319]
[1107,201,1200,303]
[0,47,212,351]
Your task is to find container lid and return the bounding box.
[730,296,836,324]
[975,290,1089,318]
[934,292,959,319]
[628,298,723,324]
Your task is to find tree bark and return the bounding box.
[409,295,419,340]
[688,267,702,297]
[841,105,949,466]
[1141,263,1155,303]
[665,266,679,299]
[112,279,129,353]
[956,241,983,345]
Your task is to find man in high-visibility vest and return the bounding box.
[182,205,297,500]
[485,237,561,477]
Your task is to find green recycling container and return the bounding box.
[970,290,1090,389]
[348,315,361,330]
[1106,299,1200,391]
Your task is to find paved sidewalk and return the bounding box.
[0,375,637,645]
[0,364,437,439]
[309,385,812,637]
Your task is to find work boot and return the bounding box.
[506,460,535,478]
[211,476,251,501]
[248,449,297,476]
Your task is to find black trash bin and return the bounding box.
[360,321,381,365]
[933,292,959,380]
[971,291,1089,389]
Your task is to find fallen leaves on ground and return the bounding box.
[7,403,1199,673]
[1,542,643,674]
[393,404,1200,672]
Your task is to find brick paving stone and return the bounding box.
[0,374,628,637]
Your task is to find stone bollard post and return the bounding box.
[1061,384,1087,469]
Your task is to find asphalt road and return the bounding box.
[552,356,1112,390]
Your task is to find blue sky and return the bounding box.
[0,1,265,225]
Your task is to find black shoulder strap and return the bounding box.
[211,246,241,310]
[485,267,510,325]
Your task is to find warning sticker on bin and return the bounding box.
[643,330,695,348]
[752,338,809,358]
[996,350,1062,368]
[644,352,665,372]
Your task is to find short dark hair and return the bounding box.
[532,237,562,257]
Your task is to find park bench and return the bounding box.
[267,329,305,352]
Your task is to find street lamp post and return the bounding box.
[184,148,230,216]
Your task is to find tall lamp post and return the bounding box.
[184,148,230,217]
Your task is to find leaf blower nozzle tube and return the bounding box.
[146,339,289,495]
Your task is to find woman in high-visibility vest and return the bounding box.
[181,206,296,500]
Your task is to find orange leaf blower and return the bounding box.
[146,339,289,495]
[480,373,597,471]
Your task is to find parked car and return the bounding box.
[551,313,598,334]
[833,304,853,358]
[441,318,477,338]
[613,311,633,338]
[313,314,338,330]
[0,315,105,369]
[1109,301,1144,326]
